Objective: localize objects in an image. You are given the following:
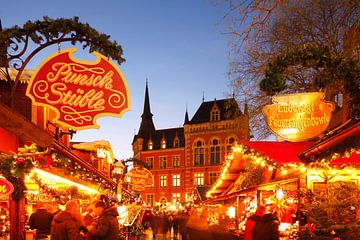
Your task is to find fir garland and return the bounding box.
[0,155,34,201]
[260,45,360,117]
[0,16,125,65]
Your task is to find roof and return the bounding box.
[208,141,313,197]
[242,141,314,164]
[300,119,360,161]
[134,127,185,150]
[189,98,242,124]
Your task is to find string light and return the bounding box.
[207,144,360,198]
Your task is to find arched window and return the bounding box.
[161,138,167,149]
[147,140,153,150]
[210,138,220,165]
[226,137,237,154]
[194,140,204,166]
[159,197,167,208]
[173,137,180,148]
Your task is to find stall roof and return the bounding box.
[208,141,313,198]
[241,141,314,164]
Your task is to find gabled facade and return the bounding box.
[132,83,250,206]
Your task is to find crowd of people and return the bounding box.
[28,194,121,240]
[28,198,280,240]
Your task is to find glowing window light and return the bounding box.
[227,206,236,219]
[276,189,284,200]
[31,168,99,194]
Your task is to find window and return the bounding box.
[211,105,220,121]
[209,172,219,185]
[172,193,180,203]
[172,155,180,168]
[148,140,153,150]
[210,138,220,165]
[194,172,204,186]
[194,140,204,166]
[226,137,236,154]
[160,156,167,168]
[173,174,180,187]
[161,139,167,149]
[146,157,154,169]
[160,175,167,187]
[159,197,167,208]
[146,194,154,206]
[173,138,180,148]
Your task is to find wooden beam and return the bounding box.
[0,102,53,148]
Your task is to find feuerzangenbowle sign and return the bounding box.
[26,48,130,130]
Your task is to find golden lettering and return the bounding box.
[45,83,105,110]
[0,185,7,193]
[47,63,113,89]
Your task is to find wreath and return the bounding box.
[260,45,360,117]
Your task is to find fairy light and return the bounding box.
[206,144,360,198]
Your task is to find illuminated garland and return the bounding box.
[0,144,115,201]
[207,144,360,197]
[30,174,94,205]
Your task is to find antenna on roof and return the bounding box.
[202,91,205,102]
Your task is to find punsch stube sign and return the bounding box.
[26,48,130,130]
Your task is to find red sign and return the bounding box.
[26,48,130,130]
[125,168,154,191]
[0,178,14,198]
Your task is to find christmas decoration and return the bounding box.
[260,44,360,117]
[299,181,360,240]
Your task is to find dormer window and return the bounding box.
[148,140,153,150]
[161,139,167,149]
[211,106,220,121]
[174,139,179,148]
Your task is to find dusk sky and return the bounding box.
[2,0,233,159]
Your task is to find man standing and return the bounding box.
[86,200,120,240]
[29,203,53,239]
[243,205,266,240]
[50,200,85,240]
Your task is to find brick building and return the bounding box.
[132,83,250,206]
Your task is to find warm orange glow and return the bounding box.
[263,92,335,142]
[27,168,99,194]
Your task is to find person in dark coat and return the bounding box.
[151,213,170,240]
[50,200,85,240]
[86,200,120,240]
[252,212,280,240]
[244,205,266,240]
[29,203,54,239]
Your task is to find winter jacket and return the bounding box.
[29,208,54,238]
[244,214,262,240]
[50,211,85,240]
[252,213,280,240]
[88,206,120,240]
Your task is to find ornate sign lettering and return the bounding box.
[0,178,14,198]
[26,48,130,130]
[263,92,335,142]
[125,168,154,191]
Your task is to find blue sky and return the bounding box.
[2,0,232,159]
